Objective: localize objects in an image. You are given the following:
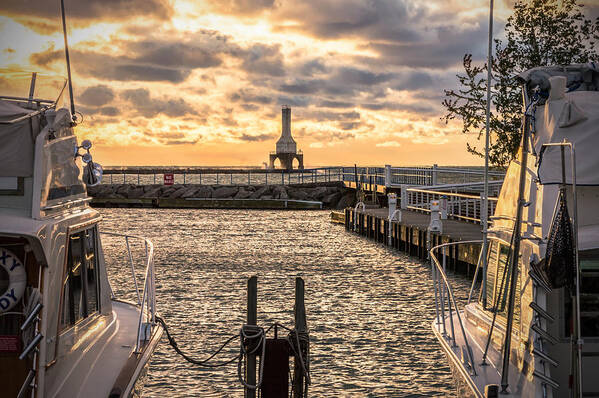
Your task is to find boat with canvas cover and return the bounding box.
[0,54,163,398]
[430,63,599,397]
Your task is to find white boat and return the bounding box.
[431,64,599,397]
[0,71,163,397]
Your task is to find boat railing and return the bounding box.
[430,240,482,376]
[101,232,157,353]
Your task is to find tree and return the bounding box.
[443,0,599,167]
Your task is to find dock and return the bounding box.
[343,206,483,275]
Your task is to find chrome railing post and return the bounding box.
[430,240,483,377]
[101,232,157,353]
[432,252,440,325]
[126,236,141,305]
[440,247,447,337]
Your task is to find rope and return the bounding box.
[287,328,311,397]
[237,324,266,390]
[157,316,310,395]
[156,316,240,368]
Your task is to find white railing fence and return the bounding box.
[402,185,500,225]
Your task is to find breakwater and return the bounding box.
[88,182,355,209]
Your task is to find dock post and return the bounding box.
[247,276,258,398]
[293,277,308,398]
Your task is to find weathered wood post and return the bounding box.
[247,276,258,398]
[293,277,307,398]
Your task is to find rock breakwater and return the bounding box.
[88,182,355,209]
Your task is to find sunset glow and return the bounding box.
[1,0,597,166]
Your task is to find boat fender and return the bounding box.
[0,248,27,312]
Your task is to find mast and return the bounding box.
[60,0,76,121]
[481,0,494,308]
[500,86,531,393]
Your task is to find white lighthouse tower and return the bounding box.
[269,105,304,169]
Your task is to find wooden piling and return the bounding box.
[293,277,307,398]
[247,276,257,398]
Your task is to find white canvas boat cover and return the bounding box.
[0,100,40,177]
[518,64,599,185]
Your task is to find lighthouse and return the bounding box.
[269,106,304,170]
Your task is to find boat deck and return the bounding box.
[45,301,162,398]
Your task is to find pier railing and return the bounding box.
[100,165,505,189]
[430,241,481,376]
[340,165,505,188]
[101,167,344,185]
[403,182,502,224]
[101,232,157,353]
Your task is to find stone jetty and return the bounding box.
[87,181,355,209]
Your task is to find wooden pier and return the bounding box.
[344,207,483,275]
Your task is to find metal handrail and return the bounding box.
[404,187,498,224]
[100,231,156,353]
[430,240,482,376]
[407,187,500,200]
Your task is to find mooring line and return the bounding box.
[157,316,310,395]
[156,316,240,368]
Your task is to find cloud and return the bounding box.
[318,100,354,108]
[78,85,114,107]
[210,0,276,16]
[29,29,236,83]
[304,110,360,122]
[239,133,273,142]
[0,0,173,32]
[164,138,200,145]
[272,0,422,42]
[363,22,488,68]
[131,43,222,70]
[230,89,274,104]
[339,121,361,130]
[141,130,200,146]
[121,88,195,118]
[360,101,437,114]
[394,70,435,91]
[280,79,324,94]
[333,67,394,85]
[239,43,285,77]
[376,141,402,147]
[299,59,328,76]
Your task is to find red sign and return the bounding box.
[164,173,174,185]
[0,335,20,353]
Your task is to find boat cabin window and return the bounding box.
[481,241,521,330]
[60,226,99,330]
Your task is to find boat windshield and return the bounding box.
[480,240,522,331]
[0,69,68,110]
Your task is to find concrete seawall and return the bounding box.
[88,182,356,209]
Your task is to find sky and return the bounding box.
[0,0,597,167]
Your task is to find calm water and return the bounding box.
[99,209,470,397]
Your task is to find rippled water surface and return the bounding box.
[99,209,471,397]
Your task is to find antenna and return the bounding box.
[60,0,76,121]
